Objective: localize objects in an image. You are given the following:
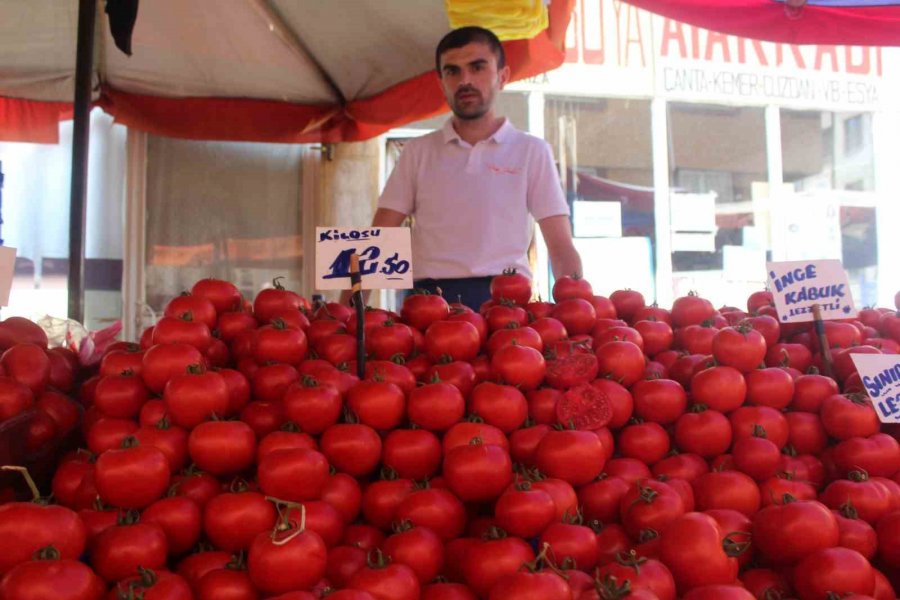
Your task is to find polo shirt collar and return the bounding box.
[441,117,514,145]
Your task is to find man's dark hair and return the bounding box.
[435,26,506,73]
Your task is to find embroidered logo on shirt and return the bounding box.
[487,164,521,175]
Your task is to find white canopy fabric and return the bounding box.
[0,0,571,143]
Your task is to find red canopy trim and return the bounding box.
[0,97,72,143]
[621,0,900,46]
[1,0,574,144]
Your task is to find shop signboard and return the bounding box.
[766,258,857,323]
[315,227,412,290]
[508,0,895,111]
[850,353,900,423]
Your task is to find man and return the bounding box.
[348,26,581,309]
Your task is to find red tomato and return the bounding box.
[91,520,168,583]
[0,555,105,600]
[595,340,646,387]
[133,418,190,473]
[674,406,732,458]
[248,522,327,595]
[425,320,481,362]
[711,325,767,373]
[875,509,900,569]
[382,524,444,584]
[361,478,417,531]
[488,570,572,600]
[45,347,77,392]
[203,490,277,552]
[833,506,878,560]
[536,429,606,486]
[407,381,465,432]
[141,343,204,394]
[443,439,512,503]
[792,547,875,600]
[732,432,782,482]
[659,512,739,593]
[253,278,306,323]
[682,585,754,600]
[0,497,87,575]
[618,422,670,465]
[191,278,241,313]
[253,320,308,365]
[821,393,881,440]
[188,420,256,476]
[544,352,599,391]
[820,470,893,525]
[142,496,202,556]
[151,315,212,351]
[320,423,382,478]
[671,293,716,327]
[595,551,676,600]
[366,320,415,360]
[632,379,687,425]
[752,499,839,564]
[619,478,686,538]
[0,344,50,394]
[786,411,828,456]
[195,566,258,599]
[469,382,527,433]
[551,298,597,336]
[730,405,789,449]
[347,380,406,430]
[0,376,34,421]
[394,488,466,542]
[282,379,342,435]
[401,293,451,332]
[110,568,193,600]
[490,343,546,391]
[693,471,761,517]
[382,429,442,481]
[552,274,593,302]
[164,367,229,429]
[495,483,556,538]
[94,439,170,509]
[257,447,329,502]
[462,535,535,598]
[348,553,420,600]
[0,317,48,350]
[321,472,363,525]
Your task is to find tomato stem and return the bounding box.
[1,465,43,502]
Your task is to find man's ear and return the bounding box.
[498,64,511,88]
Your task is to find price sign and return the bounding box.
[766,259,857,323]
[315,227,413,290]
[850,353,900,423]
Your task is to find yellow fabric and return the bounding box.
[445,0,549,41]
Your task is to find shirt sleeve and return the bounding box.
[527,140,570,221]
[377,140,417,216]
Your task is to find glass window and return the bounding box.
[144,137,305,319]
[666,103,767,306]
[781,109,878,306]
[544,96,655,301]
[0,109,126,330]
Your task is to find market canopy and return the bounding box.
[620,0,900,47]
[0,0,573,144]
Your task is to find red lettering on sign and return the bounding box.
[704,31,731,62]
[660,19,687,58]
[614,0,646,67]
[737,37,768,66]
[814,45,840,72]
[845,47,870,75]
[776,44,806,69]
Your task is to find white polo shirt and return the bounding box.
[378,118,570,280]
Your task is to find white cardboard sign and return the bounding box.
[315,227,413,291]
[0,246,16,306]
[850,353,900,423]
[766,259,857,323]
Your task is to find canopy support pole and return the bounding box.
[68,0,97,322]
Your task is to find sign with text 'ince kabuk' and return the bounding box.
[850,353,900,423]
[766,259,857,323]
[315,227,413,291]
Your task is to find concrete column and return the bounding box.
[315,139,383,301]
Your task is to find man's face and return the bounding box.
[438,42,510,121]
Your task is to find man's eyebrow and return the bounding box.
[468,58,489,67]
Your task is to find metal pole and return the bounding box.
[68,0,97,322]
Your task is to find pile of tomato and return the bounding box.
[0,273,899,600]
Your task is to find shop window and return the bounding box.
[0,109,126,329]
[144,137,304,317]
[545,97,655,301]
[781,109,877,305]
[666,103,767,306]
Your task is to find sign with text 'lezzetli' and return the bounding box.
[315,227,413,291]
[766,259,857,323]
[850,353,900,423]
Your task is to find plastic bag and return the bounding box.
[34,315,122,367]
